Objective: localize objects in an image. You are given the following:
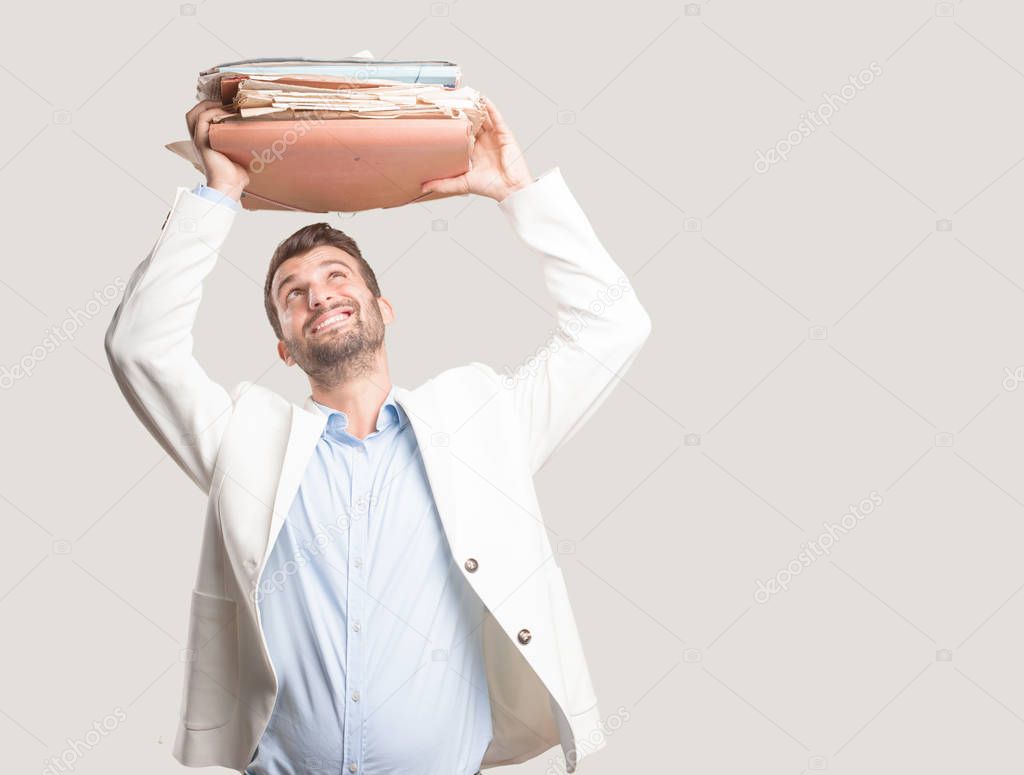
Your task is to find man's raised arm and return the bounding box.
[486,167,651,473]
[105,101,250,495]
[420,98,652,474]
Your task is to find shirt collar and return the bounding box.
[311,385,406,440]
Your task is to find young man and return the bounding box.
[105,97,651,775]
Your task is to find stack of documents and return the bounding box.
[166,55,486,213]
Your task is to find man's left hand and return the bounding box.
[420,96,534,203]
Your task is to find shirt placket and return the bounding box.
[343,439,368,774]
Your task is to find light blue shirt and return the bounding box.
[191,182,242,211]
[246,386,493,775]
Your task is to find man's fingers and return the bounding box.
[480,104,494,134]
[186,99,221,117]
[421,176,470,196]
[185,100,223,136]
[482,97,511,134]
[192,107,233,148]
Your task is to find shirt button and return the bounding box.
[354,557,363,569]
[352,621,361,632]
[517,628,532,645]
[352,690,360,702]
[464,557,479,573]
[348,763,358,773]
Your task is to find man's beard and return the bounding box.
[284,300,385,387]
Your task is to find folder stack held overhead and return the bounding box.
[166,55,487,213]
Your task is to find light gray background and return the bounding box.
[3,0,1024,772]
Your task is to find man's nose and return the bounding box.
[308,284,335,308]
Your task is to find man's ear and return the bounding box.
[277,339,295,366]
[377,296,396,324]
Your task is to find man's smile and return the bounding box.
[310,307,355,334]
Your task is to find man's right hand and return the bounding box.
[186,99,249,201]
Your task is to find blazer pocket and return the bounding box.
[548,566,599,717]
[182,590,239,731]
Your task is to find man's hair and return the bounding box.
[263,223,381,341]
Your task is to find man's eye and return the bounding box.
[330,271,345,279]
[287,288,302,299]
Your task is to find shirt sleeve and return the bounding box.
[191,182,243,212]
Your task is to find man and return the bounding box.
[105,97,651,775]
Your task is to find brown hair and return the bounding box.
[263,223,381,341]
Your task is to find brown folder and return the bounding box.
[192,115,474,212]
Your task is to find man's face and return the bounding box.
[271,245,393,376]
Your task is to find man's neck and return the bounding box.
[310,368,394,440]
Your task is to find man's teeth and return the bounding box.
[314,310,352,332]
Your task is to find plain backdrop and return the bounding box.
[3,0,1024,773]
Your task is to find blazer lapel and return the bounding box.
[393,385,458,541]
[258,400,326,571]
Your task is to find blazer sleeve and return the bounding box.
[479,166,653,474]
[104,187,242,495]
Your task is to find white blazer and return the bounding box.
[105,167,652,773]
